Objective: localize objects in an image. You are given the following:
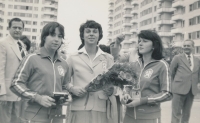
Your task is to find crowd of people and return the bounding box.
[0,17,199,123]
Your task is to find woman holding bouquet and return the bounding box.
[66,20,119,123]
[10,22,71,123]
[121,30,172,123]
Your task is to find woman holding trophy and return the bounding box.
[121,30,172,123]
[10,22,71,123]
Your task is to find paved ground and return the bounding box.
[63,100,200,123]
[161,100,200,123]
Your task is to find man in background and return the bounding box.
[0,18,26,123]
[170,39,200,123]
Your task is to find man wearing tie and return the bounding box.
[170,40,200,123]
[0,18,26,123]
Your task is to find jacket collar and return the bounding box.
[78,46,106,61]
[36,47,62,61]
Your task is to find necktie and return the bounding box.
[17,41,25,58]
[188,55,191,66]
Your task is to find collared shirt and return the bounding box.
[185,53,194,71]
[78,46,106,63]
[10,34,28,56]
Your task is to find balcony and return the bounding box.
[172,0,184,8]
[108,6,114,11]
[107,34,112,38]
[171,13,184,21]
[122,31,132,35]
[42,17,56,22]
[131,9,138,14]
[44,3,58,8]
[108,27,113,32]
[171,27,184,34]
[123,3,132,10]
[122,22,132,27]
[157,7,175,13]
[130,28,138,33]
[131,19,138,24]
[109,0,114,4]
[157,19,171,25]
[108,13,113,18]
[108,20,113,25]
[43,10,56,16]
[157,31,174,37]
[123,12,132,18]
[129,37,137,43]
[157,0,165,2]
[131,0,139,5]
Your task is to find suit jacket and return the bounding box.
[170,53,200,95]
[0,35,22,101]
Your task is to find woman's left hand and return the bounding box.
[125,98,141,107]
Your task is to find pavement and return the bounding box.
[161,100,200,123]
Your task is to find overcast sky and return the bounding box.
[57,0,109,53]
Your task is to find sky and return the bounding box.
[57,0,109,53]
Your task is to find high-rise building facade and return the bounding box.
[108,0,200,54]
[0,0,59,43]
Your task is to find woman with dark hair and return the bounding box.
[10,22,71,123]
[66,20,119,123]
[20,35,31,51]
[121,30,172,123]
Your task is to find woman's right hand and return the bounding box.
[71,86,87,97]
[121,94,131,105]
[38,95,56,108]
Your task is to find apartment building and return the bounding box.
[0,0,59,43]
[108,0,200,54]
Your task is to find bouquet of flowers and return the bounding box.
[84,62,138,92]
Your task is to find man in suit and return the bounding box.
[170,39,200,123]
[0,18,26,123]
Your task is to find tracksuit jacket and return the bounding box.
[10,47,69,106]
[126,58,172,120]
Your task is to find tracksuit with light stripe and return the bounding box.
[10,47,69,123]
[124,59,172,123]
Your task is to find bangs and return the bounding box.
[48,23,64,38]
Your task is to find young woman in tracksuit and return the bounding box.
[10,22,71,123]
[121,30,172,123]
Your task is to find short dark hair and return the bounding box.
[78,20,103,50]
[9,18,24,28]
[138,30,163,60]
[40,22,65,47]
[20,35,31,51]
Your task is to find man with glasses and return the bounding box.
[0,18,26,123]
[170,40,200,123]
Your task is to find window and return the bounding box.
[198,16,200,24]
[32,29,37,32]
[189,33,192,39]
[32,36,36,40]
[34,7,38,11]
[34,0,39,3]
[197,31,200,38]
[154,6,156,11]
[24,28,31,32]
[33,14,38,18]
[8,5,13,8]
[190,4,193,11]
[154,17,156,22]
[33,21,37,25]
[8,12,12,16]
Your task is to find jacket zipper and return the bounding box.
[134,60,158,119]
[48,57,57,92]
